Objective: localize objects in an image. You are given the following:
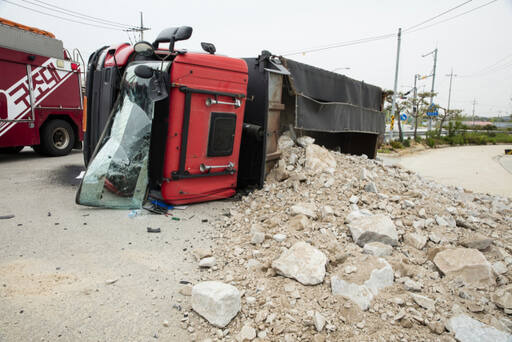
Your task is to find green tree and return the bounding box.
[407,91,436,140]
[436,106,463,136]
[384,91,408,142]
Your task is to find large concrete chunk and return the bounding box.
[459,232,493,251]
[404,232,427,250]
[363,242,393,257]
[433,248,495,287]
[446,314,512,342]
[305,144,336,175]
[348,214,398,247]
[272,241,327,285]
[191,281,241,328]
[331,258,394,310]
[290,203,317,219]
[492,285,512,312]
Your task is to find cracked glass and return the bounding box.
[77,61,170,208]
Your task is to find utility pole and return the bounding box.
[472,99,477,126]
[446,68,457,112]
[422,48,438,131]
[124,11,150,42]
[390,28,402,141]
[413,74,418,135]
[140,12,144,41]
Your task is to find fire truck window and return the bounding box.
[207,112,236,157]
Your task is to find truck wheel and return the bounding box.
[0,146,23,154]
[40,119,75,156]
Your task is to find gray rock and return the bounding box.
[418,208,427,218]
[199,257,217,268]
[273,233,287,242]
[446,314,512,342]
[460,233,493,251]
[364,181,378,193]
[331,258,394,310]
[313,311,326,332]
[404,278,423,291]
[272,241,327,285]
[348,214,398,247]
[274,159,289,181]
[237,323,256,341]
[360,168,370,180]
[492,285,512,311]
[305,144,336,175]
[251,231,265,245]
[411,293,436,311]
[191,281,241,328]
[278,135,295,150]
[435,215,449,226]
[349,195,359,204]
[404,232,427,250]
[363,242,393,257]
[434,248,495,287]
[296,136,315,147]
[290,203,317,219]
[493,261,508,275]
[345,209,372,223]
[246,259,262,270]
[403,200,415,208]
[412,219,425,230]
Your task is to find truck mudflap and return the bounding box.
[76,61,170,209]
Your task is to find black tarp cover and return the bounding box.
[281,58,385,135]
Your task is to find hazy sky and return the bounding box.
[1,0,511,117]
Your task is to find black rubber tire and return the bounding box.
[32,145,43,154]
[40,119,75,156]
[0,146,23,154]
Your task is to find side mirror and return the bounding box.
[134,41,155,56]
[134,64,154,79]
[175,26,193,41]
[153,26,193,52]
[201,42,216,55]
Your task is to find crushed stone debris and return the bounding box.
[176,137,512,341]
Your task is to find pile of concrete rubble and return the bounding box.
[179,133,512,342]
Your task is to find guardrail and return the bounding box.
[384,130,511,141]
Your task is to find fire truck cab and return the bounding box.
[0,18,83,156]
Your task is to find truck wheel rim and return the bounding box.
[52,127,70,150]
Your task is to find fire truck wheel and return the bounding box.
[0,146,23,154]
[40,119,75,156]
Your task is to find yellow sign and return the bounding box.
[390,115,395,130]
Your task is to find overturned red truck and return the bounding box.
[0,18,83,156]
[77,26,385,208]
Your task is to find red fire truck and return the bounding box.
[0,18,83,156]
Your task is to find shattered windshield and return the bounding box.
[77,61,170,209]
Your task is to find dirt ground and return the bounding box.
[0,149,231,342]
[379,144,512,198]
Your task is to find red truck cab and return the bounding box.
[77,27,248,207]
[0,18,83,156]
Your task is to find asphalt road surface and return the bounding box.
[0,149,231,341]
[380,144,512,198]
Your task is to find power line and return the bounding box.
[19,0,136,29]
[403,0,473,32]
[406,0,499,34]
[282,33,395,56]
[28,0,136,28]
[460,52,512,77]
[2,0,127,30]
[281,0,494,57]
